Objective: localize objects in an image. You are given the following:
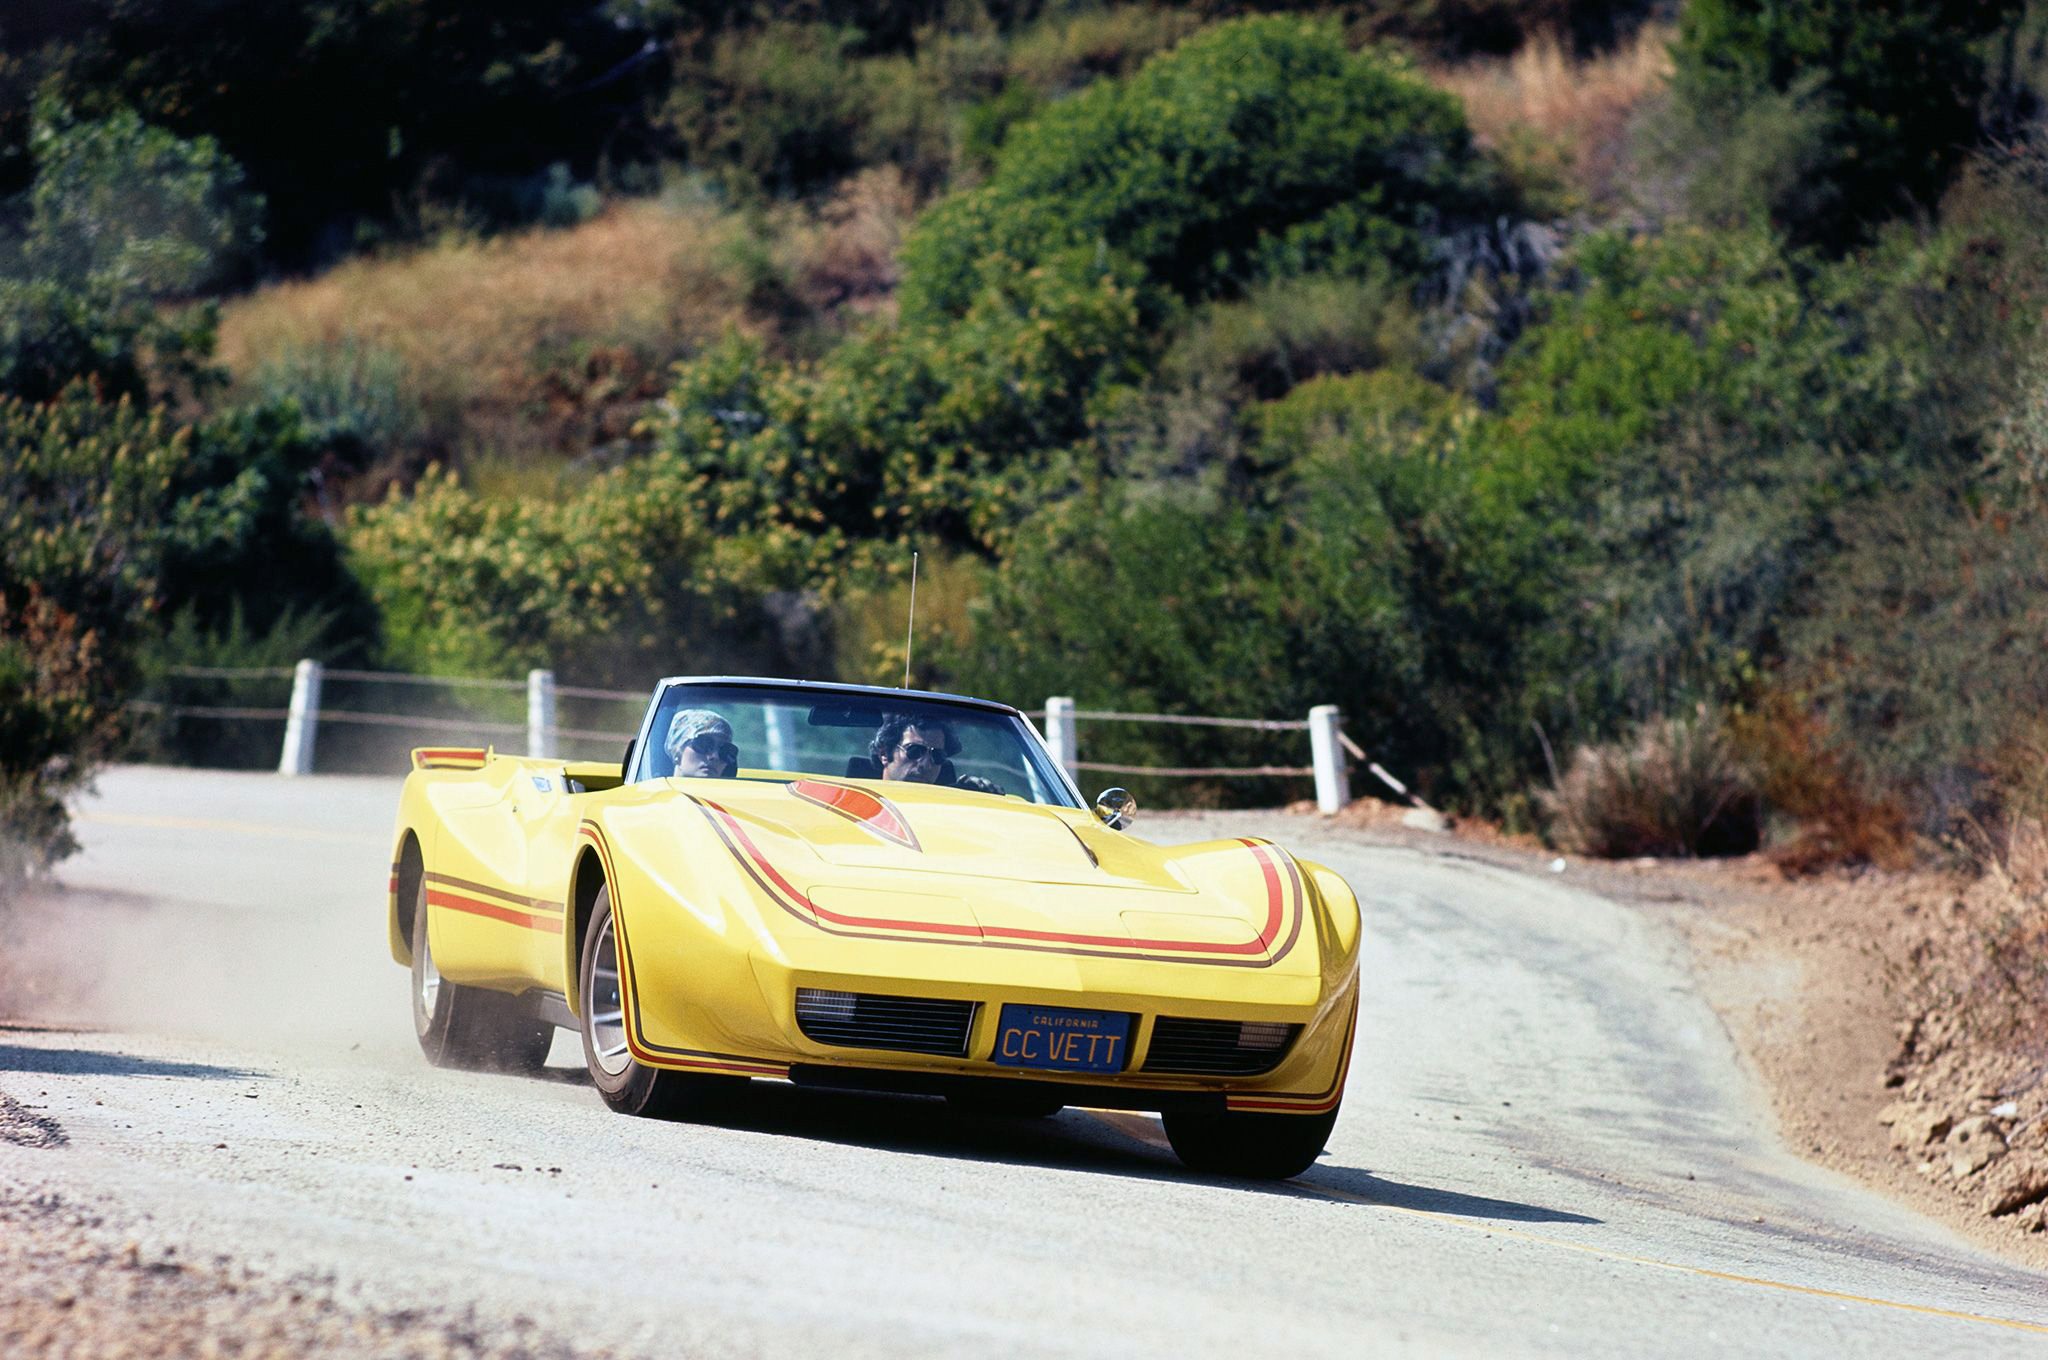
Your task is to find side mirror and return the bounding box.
[1093,787,1137,831]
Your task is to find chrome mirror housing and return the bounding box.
[1093,787,1137,831]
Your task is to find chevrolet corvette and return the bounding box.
[386,676,1359,1178]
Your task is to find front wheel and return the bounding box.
[410,877,555,1072]
[578,885,739,1119]
[1161,1104,1341,1179]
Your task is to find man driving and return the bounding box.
[871,714,953,783]
[864,714,1005,796]
[665,708,739,778]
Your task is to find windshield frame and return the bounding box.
[625,676,1085,810]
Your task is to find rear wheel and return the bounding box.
[1161,1104,1340,1180]
[410,877,554,1072]
[578,885,739,1119]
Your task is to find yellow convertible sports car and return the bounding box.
[386,677,1360,1178]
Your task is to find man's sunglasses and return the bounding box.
[894,741,941,764]
[682,734,739,765]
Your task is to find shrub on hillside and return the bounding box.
[1003,6,1204,93]
[1768,152,2048,831]
[250,338,425,478]
[15,1,663,263]
[19,101,263,298]
[0,105,256,403]
[1726,687,1911,873]
[647,247,1147,560]
[0,590,104,889]
[667,23,871,199]
[939,368,1556,814]
[0,390,192,887]
[1540,713,1762,858]
[1482,226,1909,717]
[345,462,825,685]
[1161,274,1420,404]
[898,16,1501,325]
[1668,0,2024,249]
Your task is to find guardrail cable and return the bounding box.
[161,665,296,680]
[1075,761,1316,778]
[1071,709,1309,731]
[1338,731,1434,810]
[322,668,526,691]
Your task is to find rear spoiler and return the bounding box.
[411,746,493,772]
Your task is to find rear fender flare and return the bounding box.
[564,844,609,1018]
[389,832,423,966]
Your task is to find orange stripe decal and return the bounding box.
[789,780,921,852]
[427,888,564,934]
[690,797,1301,966]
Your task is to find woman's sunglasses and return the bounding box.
[682,734,739,765]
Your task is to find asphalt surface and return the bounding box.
[2,765,2043,1356]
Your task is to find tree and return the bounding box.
[0,103,259,403]
[1671,0,2024,249]
[898,16,1499,325]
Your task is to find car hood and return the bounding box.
[688,775,1185,891]
[672,775,1310,959]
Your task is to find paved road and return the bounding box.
[2,765,2043,1356]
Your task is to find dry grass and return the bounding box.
[1427,24,1674,210]
[217,197,759,486]
[1727,689,1913,875]
[768,166,916,320]
[1540,711,1763,859]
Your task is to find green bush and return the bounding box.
[345,461,823,685]
[939,367,1553,813]
[129,601,337,770]
[0,104,256,403]
[898,16,1498,325]
[667,23,872,198]
[647,248,1147,560]
[16,1,667,262]
[250,338,425,467]
[1670,0,2024,249]
[0,590,103,889]
[1480,226,1910,716]
[0,389,192,886]
[21,101,263,297]
[1161,273,1419,403]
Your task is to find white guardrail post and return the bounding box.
[1309,704,1349,815]
[1045,696,1078,781]
[277,658,324,776]
[527,669,557,758]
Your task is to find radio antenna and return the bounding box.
[902,550,919,688]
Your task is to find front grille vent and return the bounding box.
[795,989,976,1057]
[1143,1017,1301,1076]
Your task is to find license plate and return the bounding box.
[991,1004,1131,1073]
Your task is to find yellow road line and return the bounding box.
[75,811,386,847]
[1081,1111,2048,1336]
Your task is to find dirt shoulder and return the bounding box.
[1323,798,2048,1271]
[0,1172,609,1360]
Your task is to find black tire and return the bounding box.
[411,876,555,1072]
[1161,1105,1341,1179]
[945,1086,1065,1119]
[578,885,739,1119]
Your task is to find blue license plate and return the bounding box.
[991,1004,1131,1073]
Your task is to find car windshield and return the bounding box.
[637,683,1079,809]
